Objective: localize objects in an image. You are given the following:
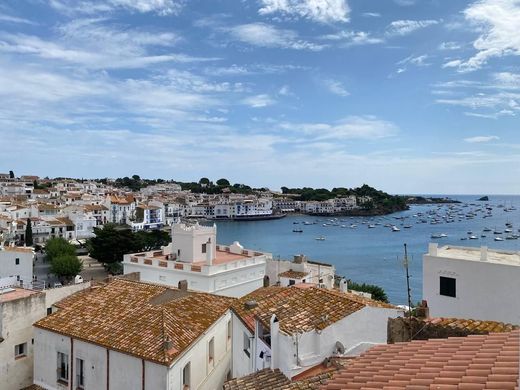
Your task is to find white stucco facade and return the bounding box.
[123,223,270,298]
[266,255,335,289]
[423,244,520,324]
[232,302,402,379]
[0,247,34,285]
[33,311,233,390]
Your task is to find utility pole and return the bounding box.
[403,243,413,340]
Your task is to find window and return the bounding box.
[76,358,85,389]
[201,243,207,254]
[208,337,214,367]
[15,343,26,358]
[15,258,20,265]
[47,307,53,315]
[288,279,295,286]
[243,333,251,358]
[182,362,190,390]
[227,320,232,344]
[440,276,456,298]
[57,352,69,383]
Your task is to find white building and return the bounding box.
[231,285,403,380]
[0,283,91,390]
[123,223,270,298]
[33,278,234,390]
[0,246,34,286]
[423,243,520,325]
[266,255,335,289]
[131,204,164,231]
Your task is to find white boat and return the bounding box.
[368,224,376,229]
[391,226,400,232]
[431,233,442,239]
[440,233,448,238]
[494,237,504,241]
[469,235,478,240]
[315,236,326,241]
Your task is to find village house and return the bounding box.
[32,278,234,390]
[230,285,403,380]
[123,222,270,298]
[265,255,335,289]
[423,243,520,324]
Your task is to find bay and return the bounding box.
[214,195,520,305]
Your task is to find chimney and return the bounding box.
[163,336,174,352]
[178,280,188,292]
[206,238,213,266]
[428,243,438,256]
[415,300,429,319]
[339,279,348,293]
[244,300,258,310]
[480,246,488,262]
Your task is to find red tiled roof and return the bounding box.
[35,278,235,366]
[320,330,520,390]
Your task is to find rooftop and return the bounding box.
[278,270,309,279]
[0,287,40,303]
[232,286,397,335]
[429,244,520,267]
[34,278,235,366]
[224,368,336,390]
[320,330,520,390]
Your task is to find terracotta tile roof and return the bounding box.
[224,368,338,390]
[278,270,309,279]
[320,330,520,390]
[231,286,395,335]
[21,385,46,390]
[425,317,519,334]
[34,278,235,366]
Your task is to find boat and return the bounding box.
[469,235,478,240]
[403,225,412,229]
[315,236,325,241]
[391,226,400,232]
[368,224,376,229]
[483,227,492,232]
[494,237,504,241]
[440,233,448,238]
[431,233,442,239]
[292,229,303,233]
[293,222,299,224]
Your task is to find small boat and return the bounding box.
[440,233,448,238]
[481,234,486,238]
[431,233,442,239]
[293,222,299,224]
[403,225,412,229]
[469,235,478,240]
[315,236,326,241]
[391,226,400,232]
[483,227,492,232]
[504,228,513,233]
[460,237,467,240]
[368,224,376,229]
[292,229,303,233]
[350,224,357,229]
[494,237,504,241]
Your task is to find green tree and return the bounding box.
[51,254,83,282]
[9,170,14,179]
[348,280,389,303]
[45,237,76,263]
[216,178,230,187]
[87,224,141,265]
[25,218,33,246]
[134,230,171,251]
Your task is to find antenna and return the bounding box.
[403,243,413,340]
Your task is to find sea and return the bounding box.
[214,195,520,305]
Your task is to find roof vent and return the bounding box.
[178,280,188,292]
[335,341,345,355]
[163,336,174,352]
[244,300,258,310]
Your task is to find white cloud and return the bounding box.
[442,59,462,69]
[450,0,520,72]
[362,12,380,18]
[227,23,326,51]
[322,78,349,96]
[278,85,291,96]
[320,30,383,46]
[394,0,416,5]
[242,94,276,107]
[258,0,350,23]
[438,41,461,50]
[280,115,398,140]
[464,135,500,143]
[493,72,520,89]
[0,19,216,69]
[48,0,184,16]
[0,13,37,25]
[386,19,438,36]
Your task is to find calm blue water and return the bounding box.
[214,195,520,305]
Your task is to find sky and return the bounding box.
[0,0,519,194]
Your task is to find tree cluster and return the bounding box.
[177,177,267,195]
[45,237,83,282]
[87,224,171,273]
[111,175,166,191]
[347,280,389,303]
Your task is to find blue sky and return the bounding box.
[0,0,519,194]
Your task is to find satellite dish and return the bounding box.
[335,341,345,355]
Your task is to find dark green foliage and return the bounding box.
[25,218,33,246]
[45,237,76,263]
[87,224,171,265]
[216,178,230,186]
[9,170,14,179]
[348,280,389,303]
[51,254,83,281]
[199,177,210,185]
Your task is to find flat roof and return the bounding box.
[0,287,39,302]
[431,245,520,267]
